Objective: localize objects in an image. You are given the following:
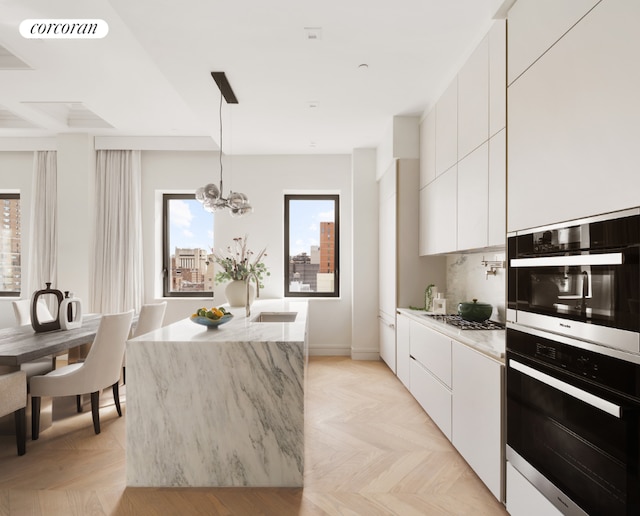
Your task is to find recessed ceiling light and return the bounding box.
[308,101,319,109]
[309,141,317,148]
[304,27,322,40]
[358,63,369,70]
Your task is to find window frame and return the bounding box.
[0,192,21,297]
[162,193,214,298]
[284,194,340,298]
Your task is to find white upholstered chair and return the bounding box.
[10,299,56,375]
[123,301,167,383]
[30,310,134,439]
[0,371,27,455]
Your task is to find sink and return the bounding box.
[252,311,298,323]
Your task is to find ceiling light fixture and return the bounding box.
[195,72,252,217]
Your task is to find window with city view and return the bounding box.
[284,194,339,297]
[0,193,21,297]
[162,194,214,297]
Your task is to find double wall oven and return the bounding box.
[506,208,640,515]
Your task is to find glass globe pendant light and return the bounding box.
[196,72,252,216]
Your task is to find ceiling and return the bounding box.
[0,0,505,155]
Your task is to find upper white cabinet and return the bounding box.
[489,20,506,137]
[507,0,600,85]
[458,35,489,160]
[507,0,640,231]
[435,78,458,177]
[419,109,436,188]
[420,20,506,254]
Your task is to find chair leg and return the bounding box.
[113,382,122,417]
[32,396,41,440]
[15,408,26,455]
[91,391,100,434]
[123,366,126,385]
[77,394,83,413]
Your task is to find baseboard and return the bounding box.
[308,346,351,357]
[350,350,381,361]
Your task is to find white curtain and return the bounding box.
[92,150,143,314]
[28,151,57,298]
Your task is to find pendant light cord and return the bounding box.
[219,92,224,195]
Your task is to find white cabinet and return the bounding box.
[457,143,489,251]
[488,128,506,247]
[489,20,506,137]
[379,165,397,320]
[507,0,640,231]
[435,78,458,177]
[419,109,436,188]
[409,322,452,440]
[506,462,563,516]
[507,0,600,85]
[452,340,504,501]
[458,34,489,160]
[419,166,457,255]
[396,311,411,389]
[379,311,396,373]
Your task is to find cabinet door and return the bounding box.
[396,312,410,388]
[489,20,506,137]
[378,165,396,318]
[452,341,503,501]
[435,78,458,177]
[379,312,396,373]
[458,34,489,160]
[457,143,488,251]
[488,129,506,247]
[410,322,451,388]
[507,0,600,85]
[507,0,640,231]
[419,109,436,188]
[419,167,457,255]
[410,359,452,440]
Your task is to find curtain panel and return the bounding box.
[29,151,57,298]
[92,150,143,314]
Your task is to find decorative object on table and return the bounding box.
[190,306,234,329]
[425,284,437,311]
[194,72,252,217]
[30,283,63,333]
[433,293,447,315]
[213,235,269,308]
[59,291,83,330]
[457,298,493,322]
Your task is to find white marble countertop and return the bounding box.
[397,307,506,362]
[129,299,308,346]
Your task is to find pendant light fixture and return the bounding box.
[195,72,252,217]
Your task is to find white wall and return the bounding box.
[141,151,354,355]
[0,152,33,328]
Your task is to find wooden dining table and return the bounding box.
[0,314,102,370]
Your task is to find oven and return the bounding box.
[507,208,640,354]
[506,325,640,515]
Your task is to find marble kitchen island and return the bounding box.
[125,300,308,488]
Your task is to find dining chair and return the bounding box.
[0,370,27,455]
[11,299,57,374]
[123,301,167,383]
[30,310,134,439]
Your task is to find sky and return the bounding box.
[169,197,335,257]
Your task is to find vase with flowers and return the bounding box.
[212,235,269,308]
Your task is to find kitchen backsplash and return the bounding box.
[442,251,506,323]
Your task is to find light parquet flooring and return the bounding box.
[0,357,508,515]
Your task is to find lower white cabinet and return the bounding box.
[396,311,411,388]
[452,340,504,501]
[506,462,563,516]
[410,359,452,440]
[379,311,396,373]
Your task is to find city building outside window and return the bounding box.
[162,193,214,298]
[0,193,20,297]
[284,194,339,297]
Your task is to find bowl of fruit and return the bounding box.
[190,306,234,329]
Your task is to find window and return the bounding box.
[284,194,339,297]
[0,193,20,297]
[162,194,214,298]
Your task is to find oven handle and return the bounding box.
[510,252,623,268]
[509,359,622,418]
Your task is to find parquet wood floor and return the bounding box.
[0,356,508,515]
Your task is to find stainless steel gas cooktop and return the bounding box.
[423,314,504,330]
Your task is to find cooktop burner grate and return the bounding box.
[423,314,504,330]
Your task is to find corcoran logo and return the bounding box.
[19,19,109,39]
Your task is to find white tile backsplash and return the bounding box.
[444,251,506,323]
